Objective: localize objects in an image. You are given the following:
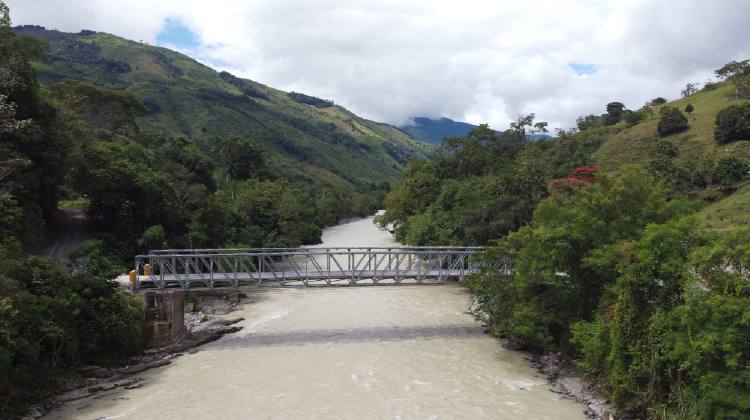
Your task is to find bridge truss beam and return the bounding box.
[133,247,511,291]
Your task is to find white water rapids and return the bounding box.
[51,215,584,419]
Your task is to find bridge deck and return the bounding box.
[136,269,469,290]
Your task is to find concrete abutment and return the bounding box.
[143,291,185,347]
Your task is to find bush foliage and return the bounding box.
[712,156,748,187]
[658,107,689,136]
[714,102,750,143]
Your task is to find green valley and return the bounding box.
[14,25,434,187]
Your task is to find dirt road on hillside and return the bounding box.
[42,207,90,263]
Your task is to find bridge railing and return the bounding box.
[133,248,512,291]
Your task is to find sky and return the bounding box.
[9,0,750,131]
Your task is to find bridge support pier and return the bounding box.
[144,291,185,347]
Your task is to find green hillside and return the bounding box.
[588,84,750,172]
[542,83,750,228]
[14,26,433,187]
[696,183,750,229]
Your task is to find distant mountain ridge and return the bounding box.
[401,116,550,147]
[13,26,435,187]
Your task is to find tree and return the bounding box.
[576,114,598,131]
[469,166,685,349]
[647,140,680,180]
[657,107,688,136]
[623,109,645,127]
[681,83,699,98]
[547,166,599,196]
[714,103,750,143]
[509,113,535,140]
[641,101,656,120]
[711,156,746,187]
[737,76,750,99]
[503,114,538,159]
[604,102,625,126]
[685,103,694,115]
[651,97,667,105]
[47,79,147,140]
[533,121,549,135]
[715,60,750,99]
[211,136,266,180]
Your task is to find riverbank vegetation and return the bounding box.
[467,168,749,419]
[0,2,392,415]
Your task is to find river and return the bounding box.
[51,215,584,419]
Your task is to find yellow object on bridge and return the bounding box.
[129,270,136,283]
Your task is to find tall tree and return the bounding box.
[680,83,699,98]
[211,136,266,180]
[604,102,625,126]
[715,60,750,99]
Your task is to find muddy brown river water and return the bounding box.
[51,215,584,419]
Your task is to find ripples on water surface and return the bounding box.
[52,216,583,419]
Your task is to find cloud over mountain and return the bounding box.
[10,0,750,130]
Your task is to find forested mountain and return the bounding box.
[401,116,551,146]
[12,26,434,187]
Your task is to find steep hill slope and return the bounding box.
[14,26,434,186]
[589,84,750,172]
[562,84,750,227]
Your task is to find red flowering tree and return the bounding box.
[547,166,600,196]
[570,166,599,183]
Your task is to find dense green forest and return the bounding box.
[374,63,750,417]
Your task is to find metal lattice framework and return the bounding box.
[133,247,512,291]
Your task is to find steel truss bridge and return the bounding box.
[133,247,511,291]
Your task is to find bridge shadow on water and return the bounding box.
[214,324,485,349]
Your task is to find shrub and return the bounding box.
[647,140,680,180]
[714,103,750,143]
[685,103,694,115]
[711,156,747,187]
[623,109,645,127]
[657,107,689,136]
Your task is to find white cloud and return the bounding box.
[7,0,750,130]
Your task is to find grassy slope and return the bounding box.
[591,84,750,171]
[585,84,750,227]
[19,27,434,187]
[696,184,750,229]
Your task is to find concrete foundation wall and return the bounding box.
[144,292,185,347]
